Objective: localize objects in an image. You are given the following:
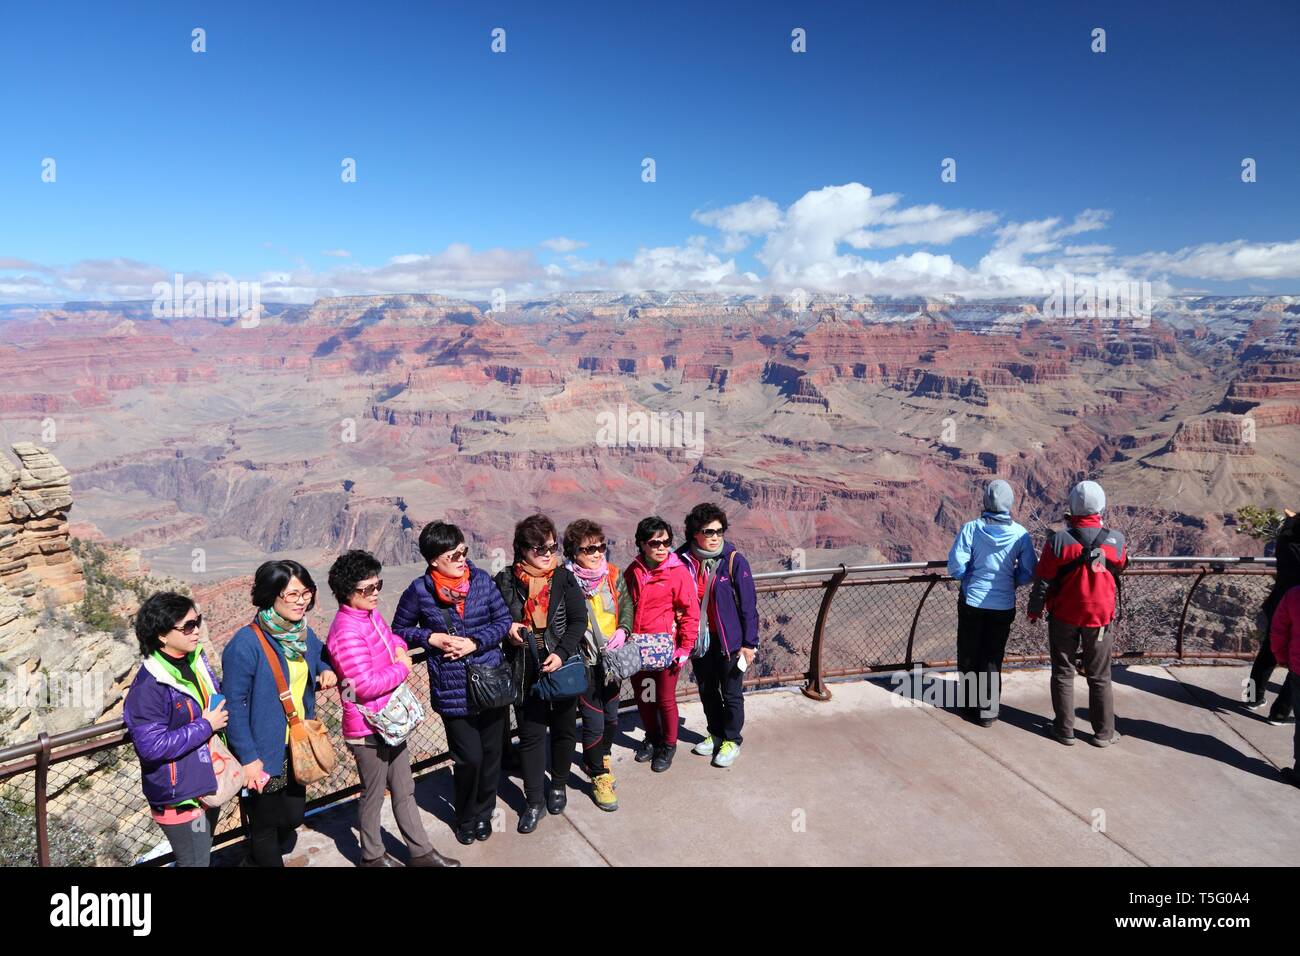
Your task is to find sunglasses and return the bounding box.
[173,615,203,636]
[529,543,559,556]
[440,548,469,563]
[354,580,383,597]
[577,542,607,556]
[700,528,724,538]
[645,538,671,550]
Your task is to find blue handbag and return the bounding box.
[526,634,588,701]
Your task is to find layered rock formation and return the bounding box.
[0,444,84,604]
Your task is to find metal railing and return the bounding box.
[0,555,1277,866]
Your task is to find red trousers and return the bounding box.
[633,667,680,746]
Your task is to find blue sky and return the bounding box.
[1,0,1298,303]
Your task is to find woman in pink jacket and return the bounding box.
[625,516,700,773]
[1269,583,1300,788]
[326,550,459,868]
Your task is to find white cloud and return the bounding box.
[1126,239,1300,280]
[540,236,588,253]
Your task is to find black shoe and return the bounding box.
[454,824,476,846]
[651,744,676,773]
[360,853,403,867]
[410,849,461,868]
[546,786,567,815]
[474,820,492,842]
[517,804,545,834]
[635,740,657,763]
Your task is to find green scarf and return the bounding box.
[257,607,308,661]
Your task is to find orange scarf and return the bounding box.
[430,568,470,617]
[514,562,554,631]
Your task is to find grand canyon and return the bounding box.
[0,291,1296,744]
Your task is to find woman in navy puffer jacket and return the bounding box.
[393,520,512,846]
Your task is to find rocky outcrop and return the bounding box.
[1163,417,1257,456]
[0,444,84,604]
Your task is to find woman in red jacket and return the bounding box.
[625,516,700,773]
[1269,584,1300,787]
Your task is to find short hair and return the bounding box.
[635,515,673,547]
[418,521,465,563]
[562,519,605,560]
[134,591,198,657]
[684,502,728,540]
[513,513,558,561]
[250,559,317,612]
[328,550,382,605]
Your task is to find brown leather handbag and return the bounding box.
[251,621,337,785]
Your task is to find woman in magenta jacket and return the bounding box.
[1269,583,1300,787]
[625,516,700,773]
[326,550,458,868]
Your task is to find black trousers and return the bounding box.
[442,707,507,829]
[240,749,306,867]
[955,597,1015,719]
[515,693,579,805]
[1249,626,1294,717]
[579,662,621,775]
[691,639,746,744]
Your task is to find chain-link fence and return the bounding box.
[0,558,1278,866]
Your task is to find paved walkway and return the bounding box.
[219,665,1300,866]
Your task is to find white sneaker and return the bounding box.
[692,735,718,756]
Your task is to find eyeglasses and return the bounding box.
[173,615,203,636]
[280,589,314,605]
[700,528,724,538]
[439,548,468,563]
[354,580,383,597]
[529,543,559,556]
[577,542,607,556]
[645,538,671,550]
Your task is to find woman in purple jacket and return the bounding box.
[676,503,759,769]
[393,521,513,846]
[123,592,228,867]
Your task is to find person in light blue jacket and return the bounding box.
[947,479,1037,726]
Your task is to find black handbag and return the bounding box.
[527,636,588,701]
[433,596,515,713]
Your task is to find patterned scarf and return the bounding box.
[257,607,308,661]
[514,561,554,630]
[567,556,608,597]
[430,567,471,617]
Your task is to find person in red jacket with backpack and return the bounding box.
[1028,480,1128,748]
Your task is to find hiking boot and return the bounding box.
[1048,725,1076,746]
[693,735,718,756]
[592,772,619,811]
[603,754,612,773]
[1090,731,1122,748]
[651,744,676,773]
[712,740,740,768]
[635,739,656,763]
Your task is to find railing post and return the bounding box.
[905,576,942,667]
[803,565,847,702]
[34,732,51,867]
[1175,568,1210,659]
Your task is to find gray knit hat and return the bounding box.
[1068,480,1106,516]
[983,479,1014,515]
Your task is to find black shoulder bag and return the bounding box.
[422,575,515,712]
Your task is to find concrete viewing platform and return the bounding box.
[220,664,1300,867]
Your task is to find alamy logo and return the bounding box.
[49,886,152,936]
[1042,276,1151,326]
[595,405,705,459]
[152,273,261,322]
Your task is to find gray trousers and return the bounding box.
[348,737,433,862]
[159,806,221,867]
[1048,616,1116,740]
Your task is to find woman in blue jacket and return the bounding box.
[392,521,513,846]
[946,479,1037,726]
[123,591,228,866]
[221,559,336,867]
